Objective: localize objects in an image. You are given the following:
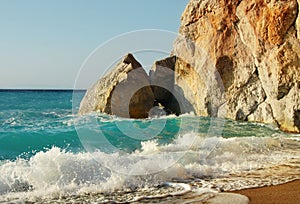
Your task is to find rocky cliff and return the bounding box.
[172,0,300,133]
[79,0,299,133]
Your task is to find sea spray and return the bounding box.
[0,132,299,202]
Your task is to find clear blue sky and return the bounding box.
[0,0,188,89]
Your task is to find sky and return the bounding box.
[0,0,188,89]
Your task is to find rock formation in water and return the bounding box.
[78,53,154,118]
[79,0,299,133]
[172,0,300,133]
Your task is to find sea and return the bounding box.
[0,90,299,203]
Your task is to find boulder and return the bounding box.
[79,53,154,118]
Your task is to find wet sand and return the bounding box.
[233,179,300,204]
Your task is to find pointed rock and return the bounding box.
[79,53,154,118]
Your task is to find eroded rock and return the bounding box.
[79,53,154,118]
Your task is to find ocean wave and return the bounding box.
[0,132,299,203]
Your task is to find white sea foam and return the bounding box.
[0,132,299,202]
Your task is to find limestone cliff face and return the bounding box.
[173,0,300,133]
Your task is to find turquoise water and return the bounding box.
[0,90,280,160]
[0,90,299,203]
[0,90,83,160]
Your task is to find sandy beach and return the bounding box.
[233,180,300,204]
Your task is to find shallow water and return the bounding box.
[0,90,299,203]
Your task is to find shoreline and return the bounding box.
[231,179,300,204]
